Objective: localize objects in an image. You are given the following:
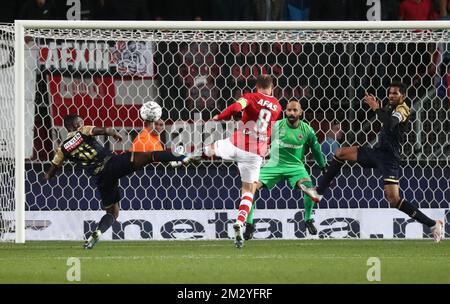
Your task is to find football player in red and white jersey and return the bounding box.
[204,74,282,248]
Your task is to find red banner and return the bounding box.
[47,74,142,128]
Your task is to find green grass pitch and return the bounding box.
[0,240,449,283]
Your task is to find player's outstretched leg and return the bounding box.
[303,195,318,235]
[316,156,345,195]
[299,180,322,203]
[396,198,444,243]
[84,230,101,250]
[386,185,444,243]
[132,151,200,170]
[84,205,118,249]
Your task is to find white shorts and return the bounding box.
[214,138,262,183]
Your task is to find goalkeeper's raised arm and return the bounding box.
[307,127,327,173]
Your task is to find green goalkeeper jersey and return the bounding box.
[265,118,326,169]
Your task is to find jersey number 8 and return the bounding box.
[255,109,272,133]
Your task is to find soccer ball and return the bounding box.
[139,101,162,122]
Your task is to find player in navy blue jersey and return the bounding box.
[316,82,444,242]
[44,114,198,249]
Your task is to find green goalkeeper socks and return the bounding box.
[246,202,255,225]
[299,181,315,221]
[246,183,315,224]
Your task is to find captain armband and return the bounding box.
[392,111,403,122]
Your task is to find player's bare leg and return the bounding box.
[84,204,119,249]
[384,184,443,243]
[317,146,358,195]
[234,182,257,248]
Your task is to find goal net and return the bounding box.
[3,21,450,242]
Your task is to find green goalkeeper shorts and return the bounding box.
[259,165,311,189]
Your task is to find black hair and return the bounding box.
[389,81,407,96]
[64,114,81,130]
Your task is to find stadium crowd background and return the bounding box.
[0,0,447,22]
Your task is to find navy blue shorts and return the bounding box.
[96,152,135,208]
[357,146,400,184]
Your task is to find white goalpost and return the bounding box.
[5,20,450,243]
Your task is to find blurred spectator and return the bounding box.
[186,76,221,113]
[310,0,360,20]
[99,0,150,20]
[147,0,162,20]
[440,0,450,17]
[130,119,165,152]
[0,2,24,23]
[90,0,109,20]
[283,0,311,20]
[253,0,285,20]
[152,0,207,20]
[210,0,252,20]
[19,0,57,20]
[310,0,402,21]
[399,0,438,20]
[173,0,208,20]
[379,0,402,20]
[321,121,343,161]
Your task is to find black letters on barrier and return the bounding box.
[208,212,235,239]
[318,217,360,239]
[161,219,204,239]
[393,218,431,239]
[83,220,97,240]
[287,211,307,238]
[254,218,283,239]
[82,211,448,240]
[112,220,153,240]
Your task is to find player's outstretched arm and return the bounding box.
[44,163,59,181]
[45,148,64,181]
[213,98,247,121]
[308,130,327,171]
[92,127,123,142]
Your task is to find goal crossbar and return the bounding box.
[14,20,450,30]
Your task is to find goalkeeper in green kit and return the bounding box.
[244,100,327,240]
